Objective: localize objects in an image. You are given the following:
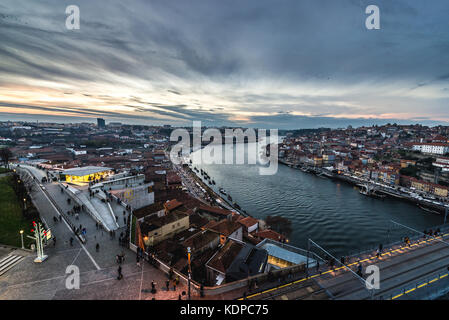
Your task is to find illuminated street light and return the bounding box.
[19,230,24,249]
[187,246,191,300]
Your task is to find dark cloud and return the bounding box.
[0,0,448,128]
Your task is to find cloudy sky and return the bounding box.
[0,0,448,128]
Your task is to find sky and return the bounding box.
[0,0,448,129]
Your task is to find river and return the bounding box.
[189,142,444,257]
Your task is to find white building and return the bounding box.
[412,143,449,155]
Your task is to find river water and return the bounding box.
[189,142,445,257]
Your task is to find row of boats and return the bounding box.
[192,166,244,212]
[194,167,216,185]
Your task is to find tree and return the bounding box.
[0,147,12,169]
[265,215,293,237]
[400,165,419,178]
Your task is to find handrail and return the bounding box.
[389,268,449,300]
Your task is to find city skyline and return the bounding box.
[0,0,448,128]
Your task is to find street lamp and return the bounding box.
[187,246,191,300]
[19,230,24,249]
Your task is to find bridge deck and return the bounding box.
[244,231,449,300]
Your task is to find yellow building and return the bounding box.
[140,211,189,246]
[434,186,448,198]
[411,180,431,193]
[62,166,113,184]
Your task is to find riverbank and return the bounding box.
[278,159,449,215]
[182,162,250,217]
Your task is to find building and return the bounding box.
[257,238,317,270]
[433,157,449,172]
[205,217,243,245]
[402,176,449,198]
[237,216,259,234]
[181,229,220,258]
[61,166,113,184]
[205,238,268,285]
[196,205,233,221]
[139,210,189,246]
[97,118,106,128]
[253,229,286,242]
[412,143,449,155]
[109,183,155,210]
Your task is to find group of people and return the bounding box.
[424,228,441,238]
[119,233,129,247]
[165,277,180,292]
[66,205,83,220]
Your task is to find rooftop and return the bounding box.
[62,166,112,176]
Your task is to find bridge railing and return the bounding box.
[342,223,449,264]
[387,267,449,300]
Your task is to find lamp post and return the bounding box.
[19,230,24,249]
[187,246,191,300]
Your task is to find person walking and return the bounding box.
[53,236,56,247]
[70,237,73,246]
[166,280,170,291]
[172,278,177,291]
[357,263,363,276]
[96,243,100,252]
[151,280,156,294]
[117,266,122,280]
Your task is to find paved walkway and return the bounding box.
[0,165,200,300]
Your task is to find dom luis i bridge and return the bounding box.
[241,220,449,300]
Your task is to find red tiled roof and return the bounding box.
[206,240,243,273]
[164,199,183,212]
[238,216,259,229]
[207,219,241,237]
[197,205,232,217]
[253,229,286,241]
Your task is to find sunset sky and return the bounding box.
[0,0,448,128]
